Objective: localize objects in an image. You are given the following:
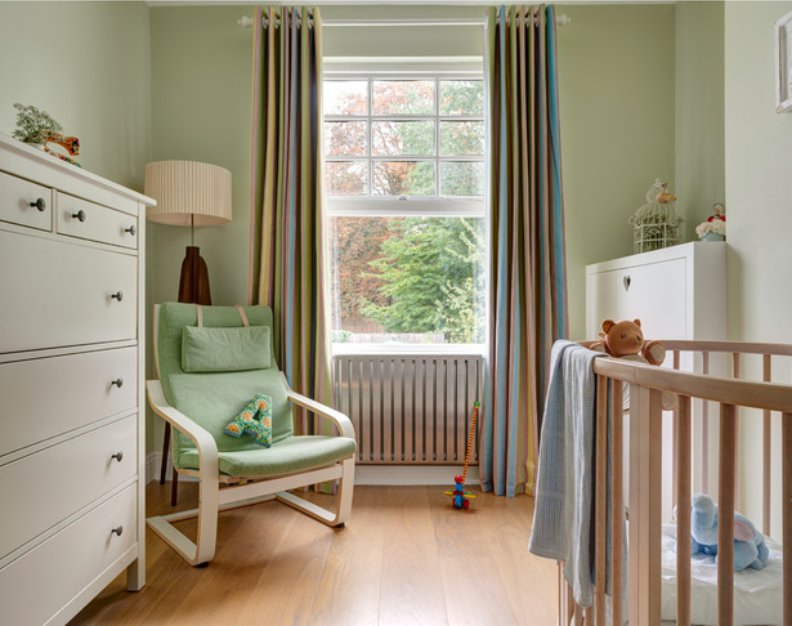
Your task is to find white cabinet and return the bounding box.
[586,241,726,342]
[0,133,154,625]
[586,242,727,521]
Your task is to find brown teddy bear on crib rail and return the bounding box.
[590,319,675,409]
[590,318,666,365]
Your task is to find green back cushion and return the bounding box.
[182,325,272,372]
[156,303,293,460]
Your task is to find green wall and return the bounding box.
[674,1,726,236]
[558,4,677,339]
[147,6,255,451]
[149,6,253,308]
[0,1,150,190]
[724,0,792,540]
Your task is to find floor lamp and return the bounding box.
[144,160,232,504]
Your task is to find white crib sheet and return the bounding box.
[660,523,783,625]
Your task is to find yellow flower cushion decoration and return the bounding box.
[224,393,273,447]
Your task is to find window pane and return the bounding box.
[440,161,485,197]
[372,161,435,196]
[324,81,368,116]
[372,80,435,116]
[325,121,367,157]
[439,121,485,157]
[439,80,484,116]
[372,121,434,157]
[326,161,368,195]
[330,216,486,344]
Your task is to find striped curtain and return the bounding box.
[481,5,568,497]
[248,6,332,426]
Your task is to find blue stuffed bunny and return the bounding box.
[691,493,769,571]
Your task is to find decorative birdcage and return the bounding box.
[629,179,682,253]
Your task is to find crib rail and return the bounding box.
[565,340,792,626]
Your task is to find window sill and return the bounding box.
[331,343,486,357]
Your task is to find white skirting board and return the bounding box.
[146,452,479,486]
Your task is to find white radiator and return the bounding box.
[332,354,484,465]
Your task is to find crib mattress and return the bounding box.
[660,523,783,625]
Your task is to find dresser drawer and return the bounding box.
[0,416,136,560]
[0,347,136,457]
[0,170,52,231]
[56,192,138,249]
[0,483,137,626]
[0,230,137,352]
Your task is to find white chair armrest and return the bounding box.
[280,374,355,439]
[146,380,219,480]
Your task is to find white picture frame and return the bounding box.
[776,10,792,112]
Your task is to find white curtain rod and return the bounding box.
[237,15,572,28]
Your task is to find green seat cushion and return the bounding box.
[177,435,357,477]
[182,325,272,372]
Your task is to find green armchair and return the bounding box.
[146,303,356,566]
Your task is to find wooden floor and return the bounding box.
[72,481,557,626]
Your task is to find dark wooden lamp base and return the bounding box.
[160,245,212,505]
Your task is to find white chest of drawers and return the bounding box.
[0,133,153,625]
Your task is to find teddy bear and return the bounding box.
[590,319,675,409]
[590,318,666,365]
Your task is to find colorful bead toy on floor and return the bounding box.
[444,401,479,510]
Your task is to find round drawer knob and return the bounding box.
[111,378,124,388]
[111,526,123,537]
[111,291,124,302]
[72,209,87,222]
[111,451,124,462]
[29,197,46,212]
[125,224,136,236]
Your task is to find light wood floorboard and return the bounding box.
[71,481,557,626]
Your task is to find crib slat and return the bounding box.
[763,354,772,536]
[783,412,792,626]
[732,353,741,508]
[557,565,567,626]
[702,351,710,493]
[675,395,692,626]
[612,380,624,626]
[566,582,576,626]
[595,375,607,626]
[672,351,681,511]
[573,602,583,626]
[718,403,736,626]
[628,385,662,626]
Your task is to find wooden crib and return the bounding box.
[560,340,792,626]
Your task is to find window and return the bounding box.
[324,70,486,349]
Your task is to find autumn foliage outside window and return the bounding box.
[324,75,486,346]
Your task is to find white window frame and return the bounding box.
[324,58,487,354]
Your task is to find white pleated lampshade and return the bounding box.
[144,160,232,226]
